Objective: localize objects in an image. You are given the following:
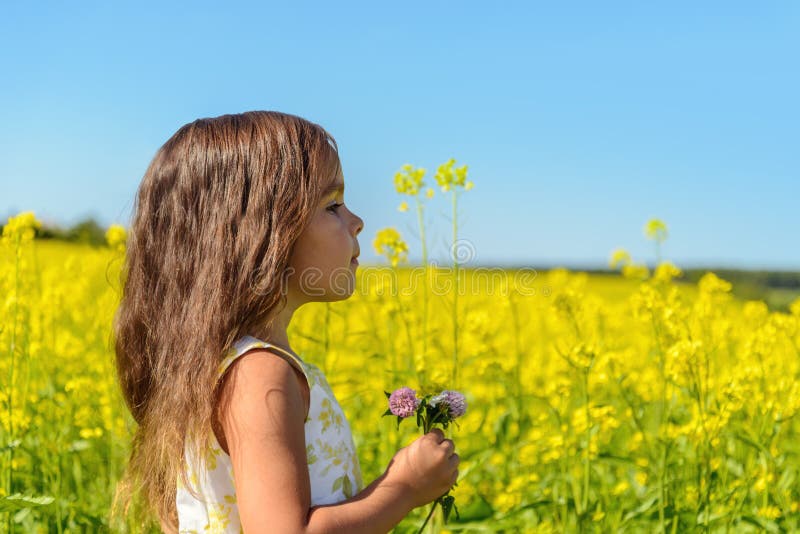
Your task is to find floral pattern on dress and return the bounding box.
[176,335,363,533]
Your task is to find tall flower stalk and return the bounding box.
[394,165,434,381]
[373,227,418,381]
[644,218,668,267]
[433,159,473,389]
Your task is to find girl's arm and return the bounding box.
[305,468,415,534]
[220,351,455,534]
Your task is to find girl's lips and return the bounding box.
[350,257,359,266]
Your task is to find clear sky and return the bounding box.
[1,1,798,270]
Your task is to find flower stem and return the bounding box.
[451,189,459,389]
[5,233,21,532]
[323,302,331,370]
[582,370,591,516]
[415,197,429,365]
[416,501,438,534]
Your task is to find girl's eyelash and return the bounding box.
[327,202,344,212]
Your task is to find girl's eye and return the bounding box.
[327,202,344,213]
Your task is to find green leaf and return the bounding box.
[453,495,493,521]
[441,495,455,523]
[382,408,393,417]
[384,390,392,399]
[734,432,769,456]
[741,515,780,533]
[1,439,21,452]
[622,496,658,523]
[0,494,55,512]
[342,475,353,498]
[68,440,90,452]
[14,506,32,523]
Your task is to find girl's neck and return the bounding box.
[255,300,297,350]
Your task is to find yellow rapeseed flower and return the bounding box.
[644,218,668,242]
[2,210,42,244]
[698,272,732,294]
[742,300,769,323]
[788,297,800,317]
[653,261,682,283]
[611,480,629,496]
[79,427,104,439]
[434,158,471,193]
[105,223,127,251]
[608,248,632,269]
[757,505,782,520]
[372,227,408,267]
[454,164,468,186]
[393,164,426,196]
[622,263,649,280]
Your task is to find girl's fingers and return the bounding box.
[427,428,445,442]
[440,438,455,455]
[448,452,460,466]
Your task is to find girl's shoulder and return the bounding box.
[219,334,310,377]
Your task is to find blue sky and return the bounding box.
[1,1,797,269]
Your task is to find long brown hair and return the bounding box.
[110,111,341,532]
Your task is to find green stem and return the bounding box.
[416,197,429,364]
[451,190,459,389]
[582,371,591,516]
[416,501,437,534]
[423,408,447,434]
[394,286,420,382]
[323,302,330,370]
[651,311,670,533]
[659,446,667,533]
[6,234,21,532]
[509,292,525,436]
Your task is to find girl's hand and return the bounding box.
[383,428,460,509]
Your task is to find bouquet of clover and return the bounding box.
[383,387,467,532]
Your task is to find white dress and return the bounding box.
[176,335,364,533]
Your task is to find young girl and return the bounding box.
[111,111,459,533]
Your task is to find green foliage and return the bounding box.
[1,216,110,246]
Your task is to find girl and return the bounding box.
[111,111,459,533]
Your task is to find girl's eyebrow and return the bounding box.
[322,182,345,197]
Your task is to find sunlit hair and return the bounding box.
[110,111,341,532]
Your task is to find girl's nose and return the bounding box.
[352,212,364,236]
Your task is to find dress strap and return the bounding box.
[218,335,308,379]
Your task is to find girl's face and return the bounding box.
[287,168,364,303]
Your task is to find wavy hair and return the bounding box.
[110,111,341,532]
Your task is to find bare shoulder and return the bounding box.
[219,347,310,423]
[213,348,311,456]
[216,349,313,531]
